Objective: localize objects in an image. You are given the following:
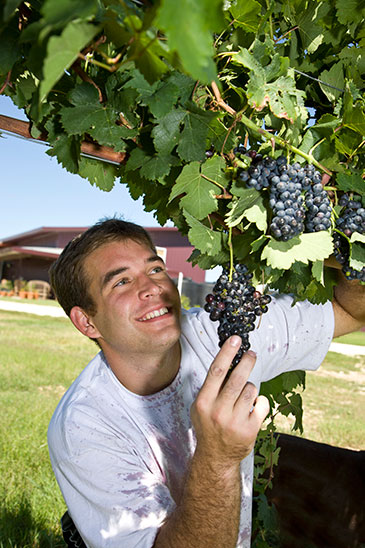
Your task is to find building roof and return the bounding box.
[0,246,63,260]
[0,227,89,245]
[0,225,179,245]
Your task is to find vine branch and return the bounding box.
[210,82,333,176]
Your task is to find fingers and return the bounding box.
[218,348,257,405]
[200,335,244,401]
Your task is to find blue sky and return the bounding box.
[0,95,161,240]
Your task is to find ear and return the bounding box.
[70,306,101,340]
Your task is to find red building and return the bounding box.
[0,225,206,285]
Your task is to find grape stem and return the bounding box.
[228,227,234,282]
[210,81,332,176]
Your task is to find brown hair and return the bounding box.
[49,218,156,317]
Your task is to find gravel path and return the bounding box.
[0,300,66,317]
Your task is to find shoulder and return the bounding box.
[48,352,129,459]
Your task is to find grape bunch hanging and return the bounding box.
[333,194,365,282]
[235,148,364,281]
[236,149,332,242]
[204,265,271,368]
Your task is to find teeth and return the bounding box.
[140,307,168,321]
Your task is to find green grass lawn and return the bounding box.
[0,310,364,547]
[334,330,365,346]
[0,311,95,548]
[273,350,365,449]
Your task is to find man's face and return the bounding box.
[81,239,182,359]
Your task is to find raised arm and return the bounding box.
[153,336,269,548]
[332,272,365,338]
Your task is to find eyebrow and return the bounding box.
[101,254,164,290]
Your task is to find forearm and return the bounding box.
[332,272,365,337]
[153,341,268,548]
[154,451,241,548]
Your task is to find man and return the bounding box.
[48,217,365,548]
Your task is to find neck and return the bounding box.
[102,341,181,396]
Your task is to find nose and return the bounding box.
[138,275,162,299]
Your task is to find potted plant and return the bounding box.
[19,281,28,299]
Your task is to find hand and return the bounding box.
[191,336,269,468]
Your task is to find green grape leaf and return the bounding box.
[41,0,99,27]
[46,133,80,174]
[349,233,365,271]
[287,393,304,432]
[244,197,267,232]
[177,110,216,162]
[189,246,229,269]
[167,72,196,105]
[207,118,236,154]
[0,23,21,74]
[124,147,147,172]
[60,89,137,151]
[256,494,278,532]
[152,109,186,154]
[251,235,269,253]
[232,228,261,263]
[140,154,175,181]
[225,189,262,227]
[123,67,154,99]
[144,80,181,118]
[350,241,365,271]
[183,210,223,255]
[169,162,218,219]
[228,0,262,33]
[78,157,117,191]
[201,155,228,189]
[312,260,324,285]
[319,61,344,102]
[261,232,334,270]
[335,0,364,25]
[39,21,101,103]
[260,371,305,400]
[231,47,265,78]
[156,0,223,83]
[343,103,365,135]
[296,1,328,53]
[128,32,170,84]
[3,0,23,21]
[350,232,365,244]
[336,172,365,196]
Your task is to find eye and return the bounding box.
[151,265,164,274]
[114,277,129,287]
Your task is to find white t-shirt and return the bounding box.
[48,295,334,548]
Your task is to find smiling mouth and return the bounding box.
[138,307,169,321]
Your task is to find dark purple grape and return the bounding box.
[205,265,272,371]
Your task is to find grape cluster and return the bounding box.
[269,162,306,241]
[204,265,271,369]
[234,149,333,242]
[236,150,272,191]
[305,182,332,232]
[336,194,365,237]
[333,193,365,281]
